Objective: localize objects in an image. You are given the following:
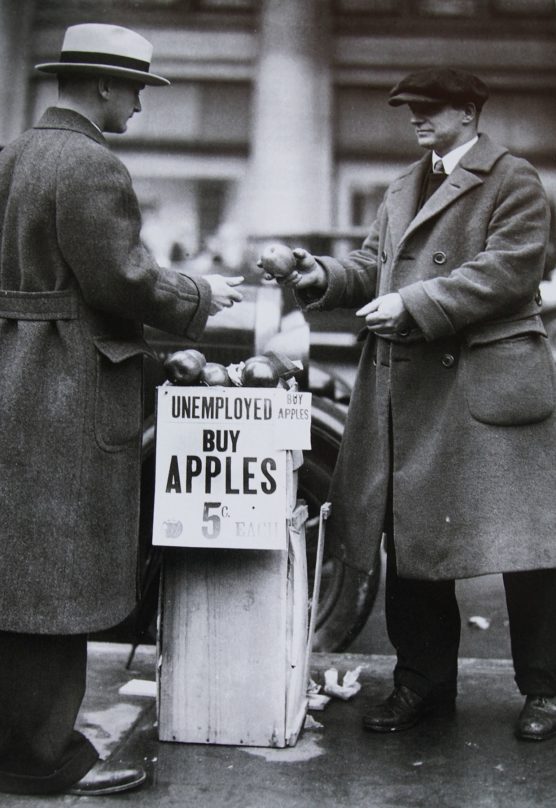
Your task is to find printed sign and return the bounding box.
[152,386,312,549]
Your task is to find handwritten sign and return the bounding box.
[152,387,312,549]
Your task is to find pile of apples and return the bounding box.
[164,348,301,389]
[164,244,303,389]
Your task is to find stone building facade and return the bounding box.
[2,0,555,267]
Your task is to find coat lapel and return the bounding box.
[401,168,484,244]
[386,159,428,250]
[387,134,508,248]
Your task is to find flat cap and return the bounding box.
[388,68,489,110]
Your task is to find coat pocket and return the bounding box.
[93,337,155,451]
[462,318,555,426]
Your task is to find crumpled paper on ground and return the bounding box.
[323,666,362,700]
[304,714,324,730]
[307,667,363,710]
[307,677,331,710]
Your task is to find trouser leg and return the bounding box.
[503,568,556,696]
[0,631,98,795]
[383,399,459,701]
[385,536,460,701]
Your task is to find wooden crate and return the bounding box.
[157,496,309,747]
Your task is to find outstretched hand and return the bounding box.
[356,292,413,335]
[206,275,244,315]
[257,248,327,290]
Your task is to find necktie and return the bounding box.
[417,159,447,210]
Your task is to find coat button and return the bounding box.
[433,251,447,265]
[381,250,387,263]
[441,353,455,368]
[535,289,542,306]
[398,328,410,338]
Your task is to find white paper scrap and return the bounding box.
[323,666,362,701]
[468,615,491,630]
[307,678,322,695]
[304,714,324,731]
[118,679,157,698]
[308,693,332,711]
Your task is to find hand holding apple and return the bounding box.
[257,244,297,279]
[257,245,327,290]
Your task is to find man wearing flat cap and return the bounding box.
[270,67,556,740]
[0,23,244,796]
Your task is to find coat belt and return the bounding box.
[0,290,78,320]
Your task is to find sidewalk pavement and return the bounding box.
[3,643,555,808]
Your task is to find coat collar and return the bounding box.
[386,133,508,249]
[34,107,108,147]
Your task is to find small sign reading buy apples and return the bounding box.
[152,386,312,550]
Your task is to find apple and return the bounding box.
[164,349,207,385]
[241,355,280,388]
[200,362,232,387]
[259,243,296,278]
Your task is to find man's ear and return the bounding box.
[462,102,477,125]
[97,76,112,101]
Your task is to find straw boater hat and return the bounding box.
[35,23,170,86]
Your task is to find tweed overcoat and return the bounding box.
[0,108,212,633]
[304,133,556,580]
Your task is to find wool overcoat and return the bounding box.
[0,108,211,633]
[303,134,556,580]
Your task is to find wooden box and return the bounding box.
[157,455,309,747]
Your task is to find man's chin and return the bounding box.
[104,124,127,135]
[416,135,434,150]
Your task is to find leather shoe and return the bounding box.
[516,695,556,741]
[67,761,147,796]
[362,685,455,733]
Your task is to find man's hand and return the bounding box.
[258,248,327,290]
[205,275,244,315]
[356,292,413,335]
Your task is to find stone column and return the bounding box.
[242,0,333,237]
[0,0,35,146]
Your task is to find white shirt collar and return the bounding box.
[432,135,478,175]
[87,118,103,135]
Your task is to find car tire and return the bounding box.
[299,396,381,651]
[132,395,380,653]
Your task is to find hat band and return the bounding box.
[60,50,151,73]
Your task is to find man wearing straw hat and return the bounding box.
[0,23,243,796]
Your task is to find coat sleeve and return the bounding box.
[56,138,211,339]
[398,159,550,341]
[295,209,382,312]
